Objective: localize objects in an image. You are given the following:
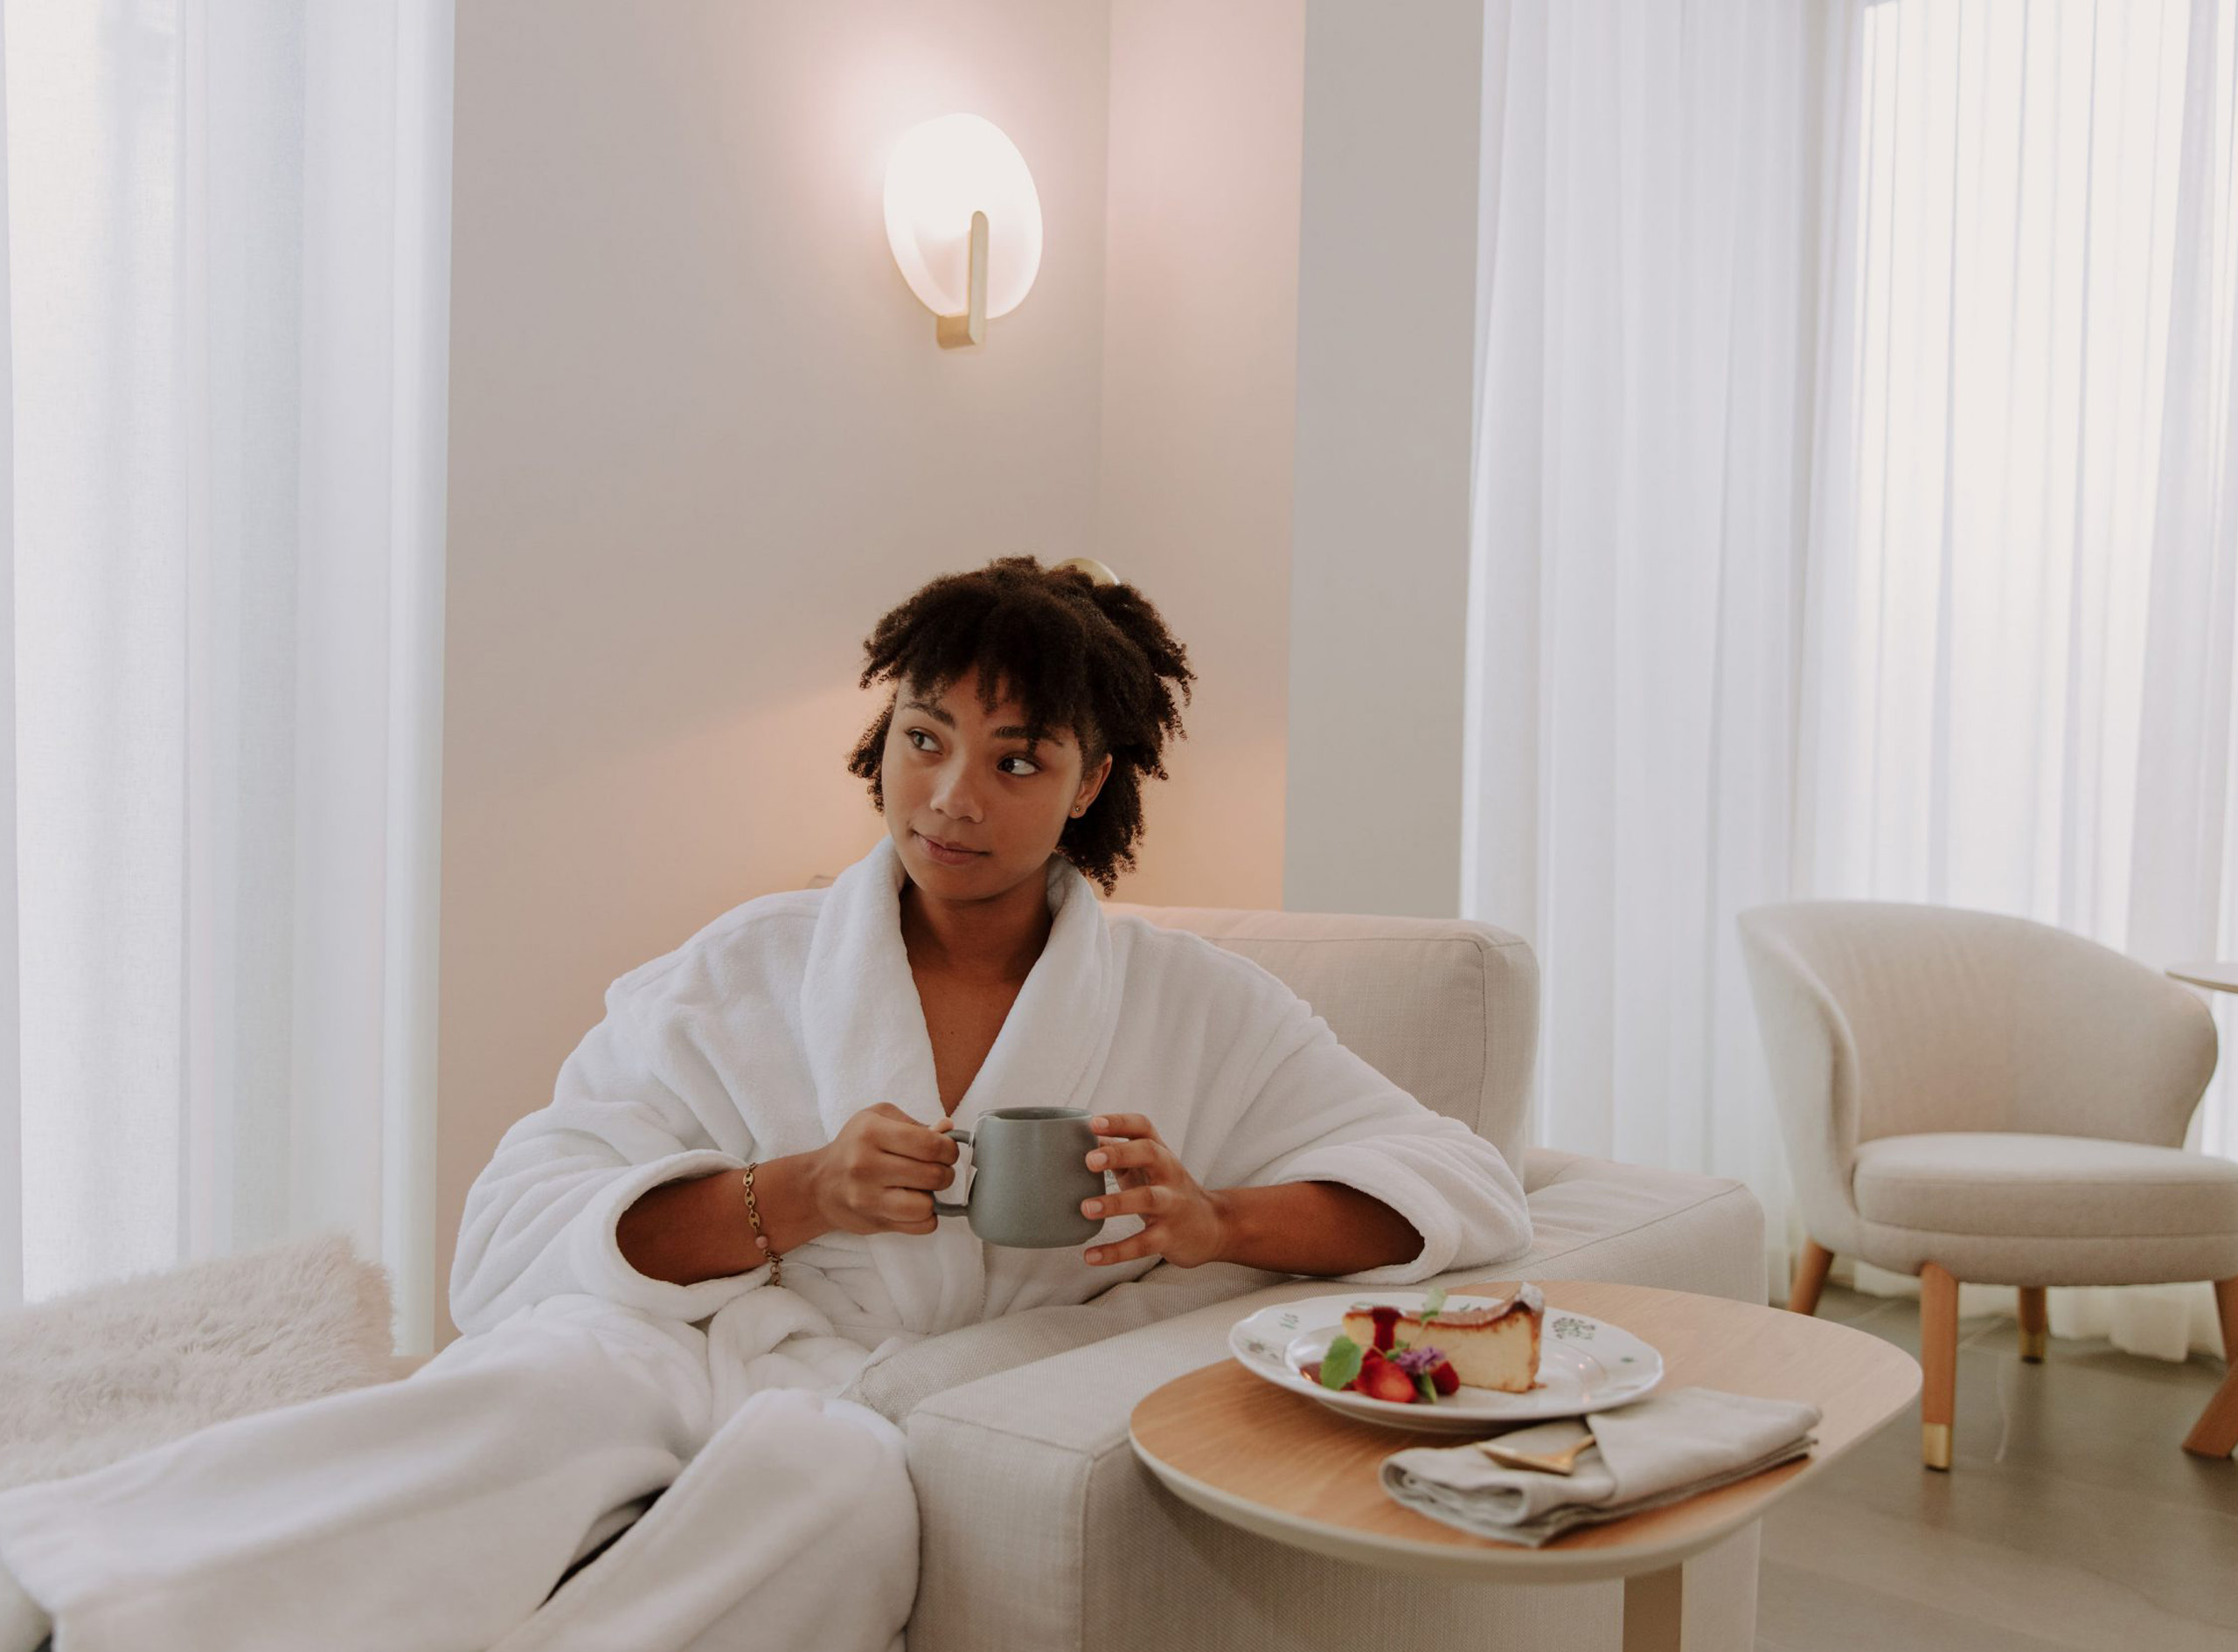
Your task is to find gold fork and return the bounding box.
[1474,1420,1594,1475]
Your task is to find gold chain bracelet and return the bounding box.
[740,1163,782,1288]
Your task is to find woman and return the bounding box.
[0,557,1531,1652]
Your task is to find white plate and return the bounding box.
[1227,1291,1665,1433]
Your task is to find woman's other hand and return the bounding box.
[1079,1113,1230,1267]
[810,1103,960,1237]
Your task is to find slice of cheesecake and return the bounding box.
[1342,1283,1545,1394]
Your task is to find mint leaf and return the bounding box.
[1414,1370,1438,1404]
[1421,1286,1449,1323]
[1318,1334,1364,1391]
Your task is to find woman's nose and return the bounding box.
[930,764,983,821]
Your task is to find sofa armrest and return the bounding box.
[903,1156,1768,1652]
[1515,1149,1767,1304]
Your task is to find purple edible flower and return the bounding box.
[1387,1345,1446,1375]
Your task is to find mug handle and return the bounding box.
[930,1127,974,1217]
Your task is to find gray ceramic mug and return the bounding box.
[933,1107,1106,1248]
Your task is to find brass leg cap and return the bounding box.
[1922,1422,1952,1471]
[2019,1327,2047,1362]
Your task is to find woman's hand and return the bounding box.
[1079,1113,1231,1267]
[808,1103,960,1237]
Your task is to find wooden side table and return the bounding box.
[1130,1281,1919,1652]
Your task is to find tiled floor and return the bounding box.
[1755,1285,2238,1651]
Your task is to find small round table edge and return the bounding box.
[2167,961,2238,994]
[1126,1280,1921,1586]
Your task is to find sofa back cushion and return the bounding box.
[1100,903,1538,1170]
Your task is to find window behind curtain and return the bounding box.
[1808,0,2238,1157]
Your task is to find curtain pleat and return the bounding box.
[1468,0,1818,1296]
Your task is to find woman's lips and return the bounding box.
[915,832,986,865]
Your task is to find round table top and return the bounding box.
[1128,1279,1921,1584]
[2168,961,2238,995]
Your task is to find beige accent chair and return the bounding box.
[1737,901,2238,1469]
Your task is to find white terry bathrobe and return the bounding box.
[0,836,1531,1652]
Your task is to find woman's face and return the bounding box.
[881,666,1111,900]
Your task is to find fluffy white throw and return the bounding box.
[0,1233,393,1496]
[452,836,1533,1405]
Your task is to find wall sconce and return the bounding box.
[883,115,1043,349]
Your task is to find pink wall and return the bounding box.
[437,0,1305,1339]
[1092,0,1303,911]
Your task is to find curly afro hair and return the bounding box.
[846,556,1194,894]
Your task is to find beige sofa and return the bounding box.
[790,904,1772,1652]
[397,903,1764,1649]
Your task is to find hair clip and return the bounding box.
[1053,556,1119,588]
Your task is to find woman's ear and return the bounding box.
[1074,752,1114,816]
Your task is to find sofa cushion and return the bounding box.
[1102,903,1538,1172]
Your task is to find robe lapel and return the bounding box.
[796,836,1123,1333]
[797,836,940,1142]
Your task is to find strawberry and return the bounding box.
[1354,1353,1421,1406]
[1429,1359,1460,1397]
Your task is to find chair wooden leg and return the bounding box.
[1788,1240,1833,1315]
[1920,1262,1959,1470]
[2184,1276,2238,1459]
[2017,1286,2048,1363]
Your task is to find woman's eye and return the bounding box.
[905,728,1033,775]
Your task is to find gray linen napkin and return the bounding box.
[1380,1387,1821,1547]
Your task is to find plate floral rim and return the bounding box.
[1227,1290,1663,1421]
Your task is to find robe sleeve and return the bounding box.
[1202,971,1532,1287]
[448,990,770,1334]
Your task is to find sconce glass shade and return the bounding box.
[883,115,1043,323]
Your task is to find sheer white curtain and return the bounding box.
[1470,0,2238,1356]
[0,0,453,1353]
[1466,0,1825,1298]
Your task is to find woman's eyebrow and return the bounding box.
[900,698,1059,745]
